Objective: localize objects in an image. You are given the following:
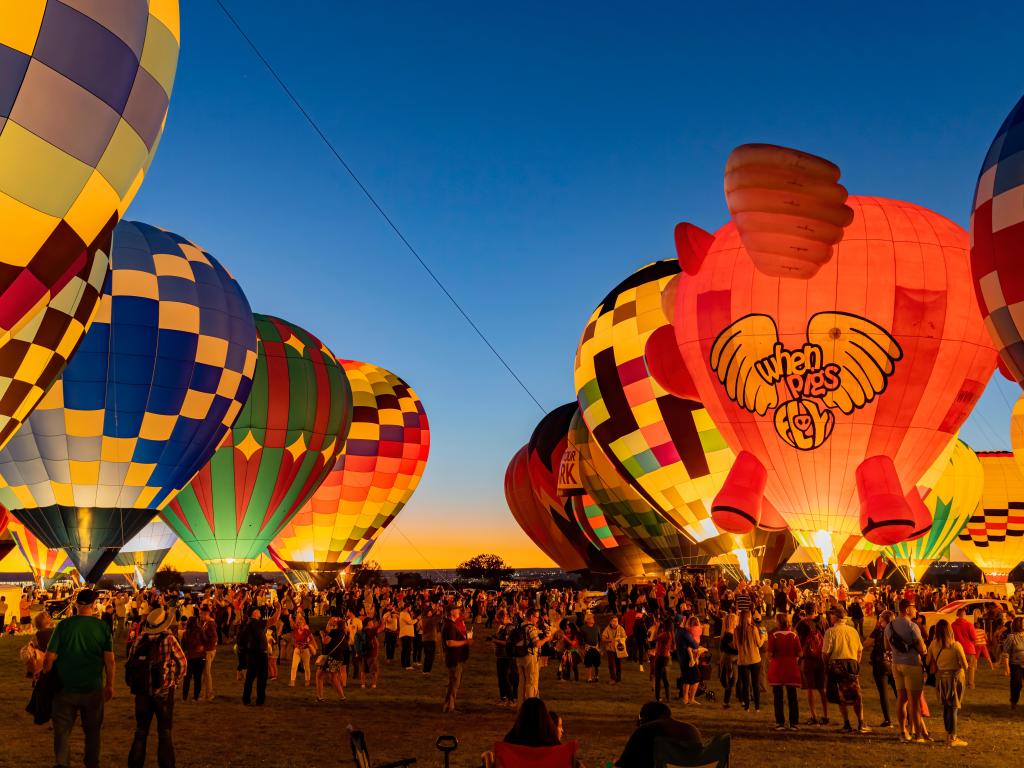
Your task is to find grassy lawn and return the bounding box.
[0,618,1020,767]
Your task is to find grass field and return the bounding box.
[0,618,1020,767]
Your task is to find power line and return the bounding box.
[213,0,547,414]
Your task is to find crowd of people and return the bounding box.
[13,572,1024,766]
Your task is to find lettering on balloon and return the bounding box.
[710,311,903,452]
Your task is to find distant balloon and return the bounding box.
[573,260,734,546]
[6,518,70,586]
[569,407,706,571]
[724,144,853,278]
[0,1,178,346]
[970,95,1024,387]
[569,493,658,577]
[1012,395,1024,472]
[0,222,258,583]
[527,403,617,573]
[271,360,429,588]
[885,441,982,581]
[163,315,353,584]
[504,445,589,572]
[957,451,1024,582]
[113,517,177,588]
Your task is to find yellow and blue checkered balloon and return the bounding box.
[0,221,258,582]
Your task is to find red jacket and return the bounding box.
[767,629,802,687]
[951,618,977,655]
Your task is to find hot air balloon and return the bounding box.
[724,144,854,278]
[113,517,177,588]
[504,445,589,572]
[885,440,982,582]
[0,507,16,562]
[270,360,429,588]
[0,221,259,583]
[971,95,1024,387]
[1012,395,1024,472]
[569,493,658,577]
[569,406,706,571]
[163,315,352,584]
[662,180,998,547]
[0,4,179,434]
[7,519,70,587]
[573,260,733,547]
[957,451,1024,582]
[527,404,617,573]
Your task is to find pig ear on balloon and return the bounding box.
[724,144,854,279]
[645,326,700,402]
[674,222,714,276]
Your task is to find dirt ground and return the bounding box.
[0,617,1020,767]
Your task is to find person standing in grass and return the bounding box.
[823,607,870,734]
[602,615,627,685]
[581,613,602,683]
[796,609,830,725]
[289,613,316,688]
[735,610,764,712]
[180,615,206,702]
[885,599,928,742]
[441,604,472,713]
[1000,616,1024,710]
[951,608,978,689]
[865,609,895,728]
[44,589,114,768]
[399,602,416,670]
[926,619,969,747]
[420,604,440,674]
[767,613,802,730]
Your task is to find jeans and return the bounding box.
[497,657,519,701]
[1011,664,1024,705]
[384,631,397,660]
[738,663,761,709]
[413,635,423,663]
[401,636,413,667]
[872,664,896,722]
[243,653,268,704]
[606,652,622,682]
[202,650,216,700]
[291,647,312,684]
[182,658,204,700]
[128,692,175,768]
[422,640,436,673]
[53,689,104,768]
[443,663,463,711]
[654,656,671,702]
[773,685,799,727]
[943,702,958,735]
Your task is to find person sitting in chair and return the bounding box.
[615,701,702,768]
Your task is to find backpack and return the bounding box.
[887,624,911,654]
[125,635,163,696]
[508,623,528,658]
[804,630,823,658]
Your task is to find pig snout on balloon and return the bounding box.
[856,456,918,546]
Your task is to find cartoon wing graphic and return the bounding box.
[807,311,903,415]
[710,314,780,416]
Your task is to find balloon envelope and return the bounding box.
[0,2,178,341]
[971,95,1024,386]
[271,360,429,581]
[0,221,258,582]
[674,196,998,544]
[163,315,353,584]
[957,451,1024,581]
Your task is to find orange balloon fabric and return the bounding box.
[673,196,998,545]
[724,144,854,279]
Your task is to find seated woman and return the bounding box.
[504,697,561,746]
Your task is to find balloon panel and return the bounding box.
[119,517,176,554]
[573,260,732,543]
[163,314,352,574]
[677,197,998,537]
[957,451,1024,577]
[971,95,1024,386]
[7,518,68,582]
[0,1,178,331]
[271,360,429,568]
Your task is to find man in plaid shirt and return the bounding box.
[127,607,187,768]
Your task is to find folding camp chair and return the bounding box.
[348,729,416,768]
[654,733,730,768]
[492,740,578,768]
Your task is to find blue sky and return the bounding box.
[127,2,1024,567]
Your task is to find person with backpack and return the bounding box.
[43,589,114,768]
[796,611,829,725]
[865,609,896,728]
[885,599,928,742]
[125,607,186,768]
[491,609,519,706]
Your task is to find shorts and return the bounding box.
[826,659,861,705]
[893,662,924,692]
[800,657,825,690]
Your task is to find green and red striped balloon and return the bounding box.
[162,315,352,583]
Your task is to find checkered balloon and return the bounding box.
[0,1,178,338]
[971,95,1024,387]
[0,221,258,583]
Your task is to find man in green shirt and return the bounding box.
[44,589,115,768]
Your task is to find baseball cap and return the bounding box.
[76,589,97,605]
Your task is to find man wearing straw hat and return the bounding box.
[126,606,187,768]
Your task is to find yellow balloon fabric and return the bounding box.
[957,451,1024,581]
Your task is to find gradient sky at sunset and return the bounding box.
[4,3,1024,574]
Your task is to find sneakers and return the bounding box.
[774,724,787,731]
[805,717,818,725]
[950,738,968,747]
[788,725,799,731]
[857,724,872,734]
[839,723,853,733]
[819,718,830,725]
[639,665,644,672]
[879,720,892,728]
